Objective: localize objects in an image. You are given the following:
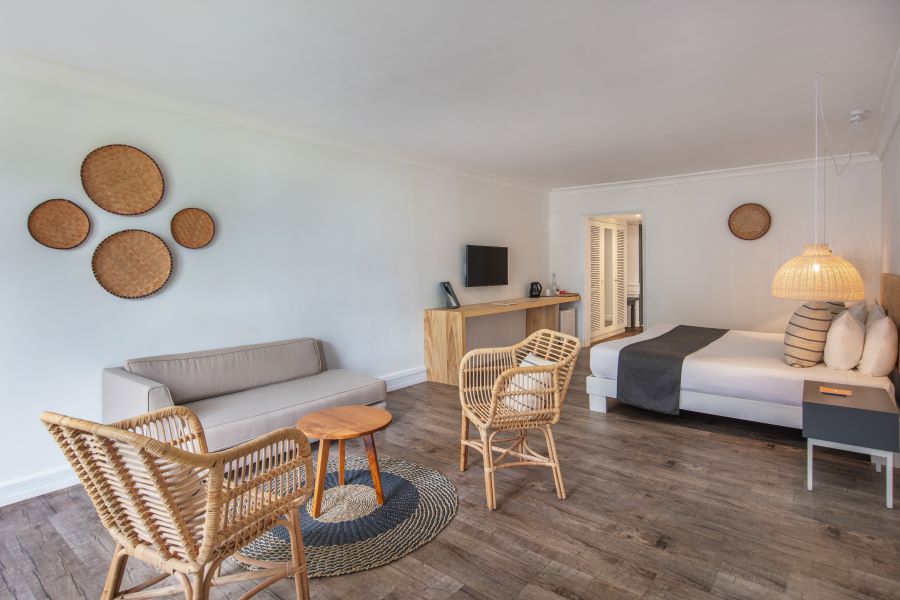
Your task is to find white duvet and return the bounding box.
[590,323,894,407]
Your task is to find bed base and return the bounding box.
[586,375,802,429]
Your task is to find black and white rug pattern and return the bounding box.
[235,456,457,578]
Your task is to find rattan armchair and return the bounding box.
[459,329,581,510]
[41,406,314,600]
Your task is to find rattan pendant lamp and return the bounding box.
[771,76,864,302]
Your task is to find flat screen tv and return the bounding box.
[465,245,508,287]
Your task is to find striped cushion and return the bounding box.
[827,301,846,317]
[784,302,835,367]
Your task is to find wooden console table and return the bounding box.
[424,294,580,386]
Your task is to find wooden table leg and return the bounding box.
[338,439,346,485]
[525,304,559,334]
[311,439,330,518]
[363,434,384,505]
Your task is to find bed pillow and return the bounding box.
[784,301,834,368]
[823,310,865,370]
[867,302,886,323]
[857,313,898,376]
[827,301,846,317]
[848,301,868,323]
[503,352,556,411]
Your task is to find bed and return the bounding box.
[586,273,900,428]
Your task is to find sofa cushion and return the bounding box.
[125,338,324,404]
[186,369,386,450]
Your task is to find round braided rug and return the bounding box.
[235,456,457,578]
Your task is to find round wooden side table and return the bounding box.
[297,405,393,518]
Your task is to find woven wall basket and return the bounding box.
[171,208,215,249]
[81,145,165,215]
[27,199,90,249]
[728,203,771,240]
[92,230,173,298]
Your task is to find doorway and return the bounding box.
[584,213,643,344]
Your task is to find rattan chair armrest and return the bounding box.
[494,363,559,392]
[109,405,210,454]
[486,363,562,421]
[460,345,516,365]
[214,427,312,471]
[459,346,518,412]
[212,428,314,541]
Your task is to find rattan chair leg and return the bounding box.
[543,426,566,500]
[175,572,193,600]
[193,568,206,600]
[460,414,469,472]
[287,509,311,600]
[483,429,497,510]
[100,543,128,600]
[200,557,227,600]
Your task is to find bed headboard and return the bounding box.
[881,273,900,375]
[883,273,900,328]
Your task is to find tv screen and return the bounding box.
[465,245,508,287]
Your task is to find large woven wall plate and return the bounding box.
[28,199,90,249]
[81,145,165,215]
[728,203,771,240]
[92,230,173,298]
[171,208,215,249]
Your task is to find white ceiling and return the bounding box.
[1,1,899,188]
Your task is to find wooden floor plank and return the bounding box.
[2,350,899,599]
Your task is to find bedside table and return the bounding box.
[803,380,899,508]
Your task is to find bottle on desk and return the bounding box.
[546,273,559,296]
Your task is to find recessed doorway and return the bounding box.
[584,212,643,344]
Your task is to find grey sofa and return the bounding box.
[102,338,387,450]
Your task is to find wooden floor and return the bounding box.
[3,351,899,599]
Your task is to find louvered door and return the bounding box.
[587,220,605,342]
[612,226,627,329]
[586,218,628,343]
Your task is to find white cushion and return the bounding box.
[867,302,886,323]
[848,301,868,323]
[503,353,556,411]
[784,302,834,368]
[857,314,899,377]
[823,310,865,370]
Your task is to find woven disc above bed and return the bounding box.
[81,145,165,215]
[92,230,172,298]
[728,203,770,240]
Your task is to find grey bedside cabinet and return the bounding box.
[802,380,899,509]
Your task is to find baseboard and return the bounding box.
[0,465,79,508]
[381,366,427,392]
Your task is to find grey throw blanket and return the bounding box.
[617,325,728,415]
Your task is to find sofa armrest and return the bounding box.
[102,368,174,423]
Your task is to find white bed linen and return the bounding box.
[590,324,894,407]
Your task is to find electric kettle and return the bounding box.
[529,282,542,298]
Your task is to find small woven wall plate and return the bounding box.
[27,199,90,249]
[92,230,173,299]
[171,208,215,249]
[81,144,165,215]
[728,203,771,240]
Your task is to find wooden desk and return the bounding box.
[424,294,580,386]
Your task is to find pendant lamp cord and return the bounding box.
[814,74,819,245]
[813,73,861,245]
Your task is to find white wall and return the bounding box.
[0,73,549,499]
[884,120,900,273]
[550,159,884,340]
